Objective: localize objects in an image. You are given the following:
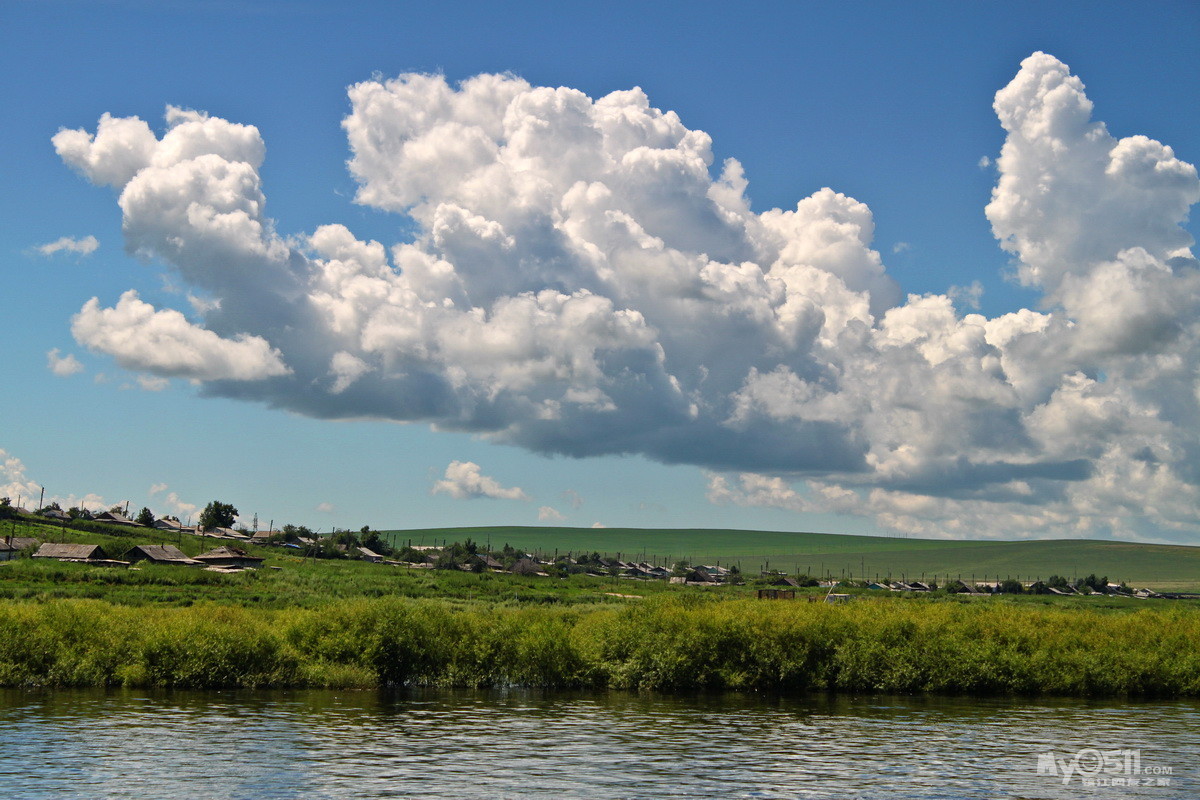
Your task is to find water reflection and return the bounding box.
[0,689,1195,798]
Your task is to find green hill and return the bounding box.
[381,526,1200,590]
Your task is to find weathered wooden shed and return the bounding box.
[194,546,264,569]
[33,543,109,561]
[0,537,38,560]
[93,511,141,527]
[125,544,201,566]
[356,546,384,563]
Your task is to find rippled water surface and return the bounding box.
[1,689,1196,799]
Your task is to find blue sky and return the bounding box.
[2,0,1199,541]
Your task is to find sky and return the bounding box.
[2,0,1199,542]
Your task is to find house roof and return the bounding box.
[686,568,719,582]
[357,547,383,559]
[195,546,263,562]
[209,527,243,538]
[34,543,107,560]
[0,537,39,552]
[126,544,199,564]
[94,511,139,526]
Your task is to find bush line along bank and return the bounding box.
[2,596,1199,697]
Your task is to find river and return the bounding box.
[0,689,1195,798]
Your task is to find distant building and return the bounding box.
[33,543,108,561]
[93,511,140,527]
[0,537,38,561]
[684,568,720,584]
[125,544,200,566]
[154,518,198,534]
[194,546,264,569]
[357,547,384,563]
[203,527,244,539]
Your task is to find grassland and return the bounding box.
[3,595,1199,697]
[5,516,1200,696]
[385,526,1200,590]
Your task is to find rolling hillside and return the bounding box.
[381,526,1200,590]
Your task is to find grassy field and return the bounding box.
[5,516,1200,696]
[8,517,1200,599]
[3,594,1199,696]
[383,526,1200,590]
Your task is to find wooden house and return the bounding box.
[93,511,141,527]
[356,546,384,563]
[0,537,38,561]
[125,544,201,566]
[194,546,264,569]
[154,518,198,534]
[685,568,720,584]
[207,527,245,539]
[33,543,109,561]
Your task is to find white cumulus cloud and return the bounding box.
[52,52,1200,541]
[538,506,566,522]
[72,290,290,381]
[46,348,84,377]
[37,235,99,257]
[162,491,197,519]
[0,447,109,512]
[431,461,530,501]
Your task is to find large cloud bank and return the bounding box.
[55,53,1200,540]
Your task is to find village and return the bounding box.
[0,499,1174,600]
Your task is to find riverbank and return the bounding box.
[2,595,1198,697]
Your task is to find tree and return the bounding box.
[199,500,238,531]
[360,528,392,556]
[136,507,155,526]
[999,578,1024,594]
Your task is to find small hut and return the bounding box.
[93,510,141,527]
[33,543,109,561]
[0,537,38,561]
[194,546,264,569]
[356,546,384,563]
[125,544,201,566]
